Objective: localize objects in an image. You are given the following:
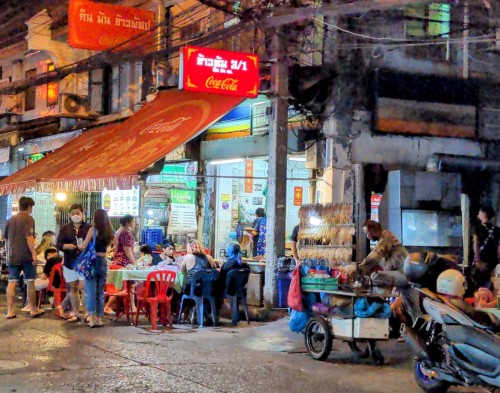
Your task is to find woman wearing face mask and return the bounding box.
[56,203,91,322]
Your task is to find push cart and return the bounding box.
[302,286,392,365]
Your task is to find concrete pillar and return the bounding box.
[354,164,368,261]
[264,28,289,308]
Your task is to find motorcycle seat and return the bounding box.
[448,298,500,334]
[446,324,500,358]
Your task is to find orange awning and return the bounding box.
[0,90,242,195]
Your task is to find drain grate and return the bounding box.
[0,360,29,371]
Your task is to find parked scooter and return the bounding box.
[401,265,500,393]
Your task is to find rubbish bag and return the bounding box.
[289,309,309,332]
[354,297,391,319]
[287,266,303,311]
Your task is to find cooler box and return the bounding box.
[330,317,389,339]
[301,277,338,291]
[277,271,292,308]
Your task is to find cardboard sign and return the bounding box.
[168,189,197,235]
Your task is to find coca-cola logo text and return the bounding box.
[204,76,239,92]
[140,117,192,134]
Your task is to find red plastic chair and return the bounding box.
[47,263,66,308]
[105,265,132,322]
[135,270,176,330]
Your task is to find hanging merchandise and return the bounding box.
[296,203,357,278]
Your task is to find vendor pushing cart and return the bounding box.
[294,216,411,365]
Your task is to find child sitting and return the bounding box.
[136,245,153,268]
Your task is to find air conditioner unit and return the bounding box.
[0,94,22,115]
[0,77,22,116]
[59,93,90,118]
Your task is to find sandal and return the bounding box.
[67,315,81,323]
[84,315,91,324]
[30,310,44,318]
[6,314,16,320]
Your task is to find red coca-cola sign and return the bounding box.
[180,46,259,98]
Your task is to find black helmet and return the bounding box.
[403,253,430,283]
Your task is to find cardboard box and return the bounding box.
[330,317,389,339]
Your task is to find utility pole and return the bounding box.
[264,27,289,308]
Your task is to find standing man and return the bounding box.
[5,196,44,319]
[472,205,500,290]
[359,219,409,280]
[57,203,91,322]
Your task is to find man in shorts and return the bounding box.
[5,196,44,319]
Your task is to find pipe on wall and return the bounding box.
[432,154,500,173]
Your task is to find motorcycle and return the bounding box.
[401,285,500,393]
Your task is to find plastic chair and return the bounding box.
[135,270,176,330]
[47,263,66,308]
[225,268,251,325]
[105,264,132,322]
[178,269,219,328]
[105,281,132,322]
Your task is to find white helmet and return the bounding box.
[436,269,467,298]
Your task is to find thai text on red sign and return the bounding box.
[294,187,303,206]
[244,160,254,193]
[68,0,155,52]
[180,46,260,98]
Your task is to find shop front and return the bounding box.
[210,157,311,259]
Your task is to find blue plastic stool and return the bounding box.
[178,269,219,327]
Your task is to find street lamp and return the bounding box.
[55,192,67,202]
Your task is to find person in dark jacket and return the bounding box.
[215,242,249,311]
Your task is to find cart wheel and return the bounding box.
[348,341,370,359]
[304,317,332,361]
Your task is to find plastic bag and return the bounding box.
[287,266,303,311]
[289,309,309,332]
[354,297,391,319]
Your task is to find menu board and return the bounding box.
[102,187,140,217]
[167,189,197,235]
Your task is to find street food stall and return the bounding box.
[289,203,395,364]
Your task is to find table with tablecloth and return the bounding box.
[106,266,185,292]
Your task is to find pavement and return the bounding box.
[0,288,481,393]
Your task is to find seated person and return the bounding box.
[35,247,63,291]
[156,241,176,268]
[474,268,499,309]
[474,287,496,309]
[179,239,217,323]
[137,245,153,268]
[219,242,249,285]
[180,239,216,292]
[437,269,499,331]
[215,242,249,310]
[152,241,175,266]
